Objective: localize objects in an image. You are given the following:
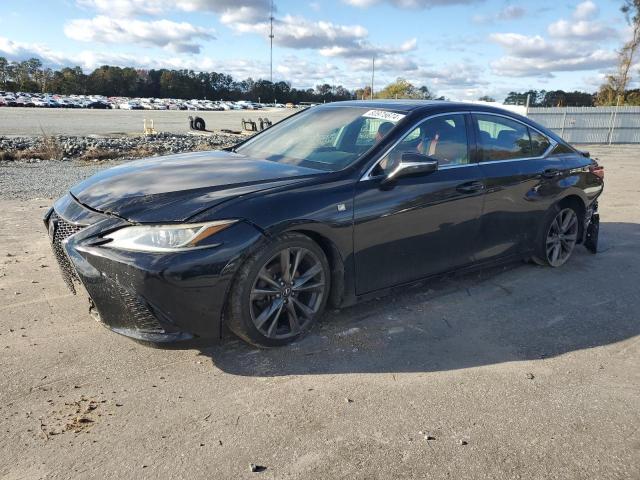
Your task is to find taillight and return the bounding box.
[589,163,604,179]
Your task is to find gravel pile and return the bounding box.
[0,132,241,161]
[0,159,127,200]
[0,132,246,200]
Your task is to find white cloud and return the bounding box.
[349,55,418,71]
[75,0,417,69]
[276,55,342,84]
[490,52,617,77]
[547,2,616,41]
[319,38,417,59]
[345,0,484,8]
[0,36,151,70]
[228,14,367,50]
[225,13,416,61]
[574,0,598,20]
[64,16,215,53]
[77,0,272,22]
[490,33,617,77]
[473,5,526,24]
[489,1,621,78]
[416,62,488,88]
[547,19,617,40]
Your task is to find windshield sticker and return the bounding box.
[362,110,405,122]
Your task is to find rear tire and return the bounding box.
[226,233,330,348]
[532,204,579,267]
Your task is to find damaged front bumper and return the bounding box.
[44,194,262,343]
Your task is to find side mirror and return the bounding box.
[382,153,438,185]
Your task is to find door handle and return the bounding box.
[542,168,561,179]
[456,181,485,194]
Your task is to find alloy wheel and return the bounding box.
[546,208,578,267]
[249,247,326,340]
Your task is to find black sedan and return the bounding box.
[45,101,604,347]
[86,101,111,109]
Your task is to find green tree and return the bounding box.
[0,57,9,89]
[377,78,416,99]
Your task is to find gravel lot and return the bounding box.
[0,133,240,199]
[0,145,638,479]
[0,107,295,136]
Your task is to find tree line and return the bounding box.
[0,57,353,103]
[503,89,640,107]
[504,90,599,107]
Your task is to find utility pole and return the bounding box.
[370,56,375,100]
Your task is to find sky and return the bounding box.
[0,0,633,101]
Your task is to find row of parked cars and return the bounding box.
[0,92,296,111]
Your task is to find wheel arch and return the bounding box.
[285,227,348,309]
[557,194,587,243]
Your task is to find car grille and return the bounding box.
[49,212,85,294]
[109,279,165,333]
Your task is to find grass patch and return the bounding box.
[0,136,65,161]
[193,143,217,152]
[0,150,16,161]
[128,145,155,158]
[79,147,122,161]
[40,135,64,160]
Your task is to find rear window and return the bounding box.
[529,129,551,157]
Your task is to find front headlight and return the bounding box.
[103,220,237,252]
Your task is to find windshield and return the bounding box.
[235,106,406,172]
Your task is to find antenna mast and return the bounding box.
[269,0,274,85]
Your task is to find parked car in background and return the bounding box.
[119,101,144,110]
[0,91,294,110]
[87,100,111,109]
[16,96,35,107]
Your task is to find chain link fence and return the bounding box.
[527,106,640,144]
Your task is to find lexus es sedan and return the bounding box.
[45,101,604,347]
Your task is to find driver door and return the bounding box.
[353,112,485,294]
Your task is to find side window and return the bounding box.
[529,129,551,156]
[372,114,469,176]
[476,114,531,161]
[551,143,574,155]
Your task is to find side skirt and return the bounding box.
[350,252,529,306]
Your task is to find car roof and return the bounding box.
[324,99,517,116]
[320,100,566,145]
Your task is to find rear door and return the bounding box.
[472,113,567,261]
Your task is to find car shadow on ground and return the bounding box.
[196,222,640,377]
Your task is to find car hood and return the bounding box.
[70,150,322,222]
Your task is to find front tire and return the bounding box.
[226,233,330,347]
[533,205,579,267]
